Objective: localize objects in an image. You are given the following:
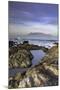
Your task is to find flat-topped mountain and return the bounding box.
[28,32,52,36]
[25,32,58,40]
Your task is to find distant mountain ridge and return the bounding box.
[28,32,54,36]
[25,32,58,40]
[9,32,58,41]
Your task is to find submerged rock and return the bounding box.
[9,49,33,68]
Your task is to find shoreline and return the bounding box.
[9,44,58,88]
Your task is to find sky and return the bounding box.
[9,1,58,37]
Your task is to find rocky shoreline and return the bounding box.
[9,49,33,68]
[9,43,48,56]
[9,42,48,68]
[9,43,58,88]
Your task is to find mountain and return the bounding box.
[9,32,58,42]
[28,32,53,36]
[24,32,58,40]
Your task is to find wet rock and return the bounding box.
[9,41,15,47]
[53,42,58,46]
[23,41,29,45]
[9,45,58,88]
[9,43,48,55]
[9,49,33,68]
[19,46,58,87]
[9,72,23,88]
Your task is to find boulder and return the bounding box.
[23,41,29,44]
[9,41,15,47]
[9,49,33,68]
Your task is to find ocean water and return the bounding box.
[28,40,57,48]
[31,50,46,66]
[13,38,57,48]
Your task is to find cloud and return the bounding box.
[9,2,58,25]
[9,22,58,37]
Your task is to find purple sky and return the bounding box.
[9,1,58,36]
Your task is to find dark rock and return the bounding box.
[23,41,29,44]
[54,42,58,46]
[9,41,15,47]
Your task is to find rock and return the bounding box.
[23,41,29,45]
[42,63,58,77]
[19,46,58,87]
[9,49,33,68]
[9,72,23,88]
[9,45,58,88]
[9,41,15,47]
[54,42,58,46]
[9,43,48,55]
[14,72,22,81]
